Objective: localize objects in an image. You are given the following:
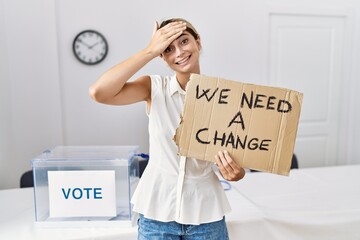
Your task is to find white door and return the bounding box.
[265,8,353,167]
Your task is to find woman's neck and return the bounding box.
[176,68,200,91]
[176,73,190,90]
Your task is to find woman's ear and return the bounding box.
[196,35,202,50]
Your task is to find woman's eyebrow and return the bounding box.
[176,33,189,40]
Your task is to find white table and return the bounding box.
[1,165,360,240]
[227,164,360,239]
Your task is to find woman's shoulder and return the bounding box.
[150,75,173,88]
[149,75,175,100]
[150,75,172,82]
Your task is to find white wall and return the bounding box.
[0,0,12,188]
[347,6,360,164]
[1,0,360,189]
[0,0,63,189]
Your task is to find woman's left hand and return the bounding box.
[215,150,245,181]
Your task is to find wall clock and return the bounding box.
[72,30,108,65]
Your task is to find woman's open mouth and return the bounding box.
[176,55,191,65]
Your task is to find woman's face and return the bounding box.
[161,31,201,74]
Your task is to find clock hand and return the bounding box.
[89,41,100,49]
[77,39,92,48]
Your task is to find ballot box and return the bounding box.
[31,145,139,227]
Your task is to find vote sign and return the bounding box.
[48,170,116,218]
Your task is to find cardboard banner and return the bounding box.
[174,74,303,176]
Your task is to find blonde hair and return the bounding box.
[159,18,199,40]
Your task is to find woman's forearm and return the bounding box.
[89,48,156,103]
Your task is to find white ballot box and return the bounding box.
[31,145,139,227]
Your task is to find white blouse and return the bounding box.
[131,75,231,225]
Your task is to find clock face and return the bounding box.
[73,30,108,65]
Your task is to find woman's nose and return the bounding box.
[175,46,184,57]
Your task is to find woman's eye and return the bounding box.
[164,47,173,54]
[181,39,189,45]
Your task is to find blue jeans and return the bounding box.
[137,214,229,240]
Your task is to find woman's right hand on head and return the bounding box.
[145,20,187,57]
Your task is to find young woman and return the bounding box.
[89,18,245,240]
